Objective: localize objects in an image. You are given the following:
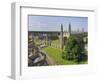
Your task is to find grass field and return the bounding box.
[33,37,87,65]
[42,46,77,65]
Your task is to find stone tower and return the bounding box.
[82,28,84,33]
[77,28,79,32]
[60,24,64,50]
[68,23,71,36]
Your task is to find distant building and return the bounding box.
[28,23,85,49]
[69,23,71,35]
[60,24,64,49]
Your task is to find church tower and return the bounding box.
[60,24,64,50]
[68,23,71,36]
[82,28,84,33]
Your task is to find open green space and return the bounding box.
[42,46,77,65]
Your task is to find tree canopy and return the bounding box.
[62,36,86,63]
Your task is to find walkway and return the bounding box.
[42,51,56,65]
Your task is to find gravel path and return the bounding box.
[42,51,56,65]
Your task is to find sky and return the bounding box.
[28,15,88,32]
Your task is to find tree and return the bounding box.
[62,36,85,63]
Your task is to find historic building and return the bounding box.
[28,23,84,49]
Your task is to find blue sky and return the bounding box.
[28,15,88,32]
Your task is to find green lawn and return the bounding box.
[42,46,77,65]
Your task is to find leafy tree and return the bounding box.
[83,32,87,37]
[62,36,85,63]
[50,36,59,40]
